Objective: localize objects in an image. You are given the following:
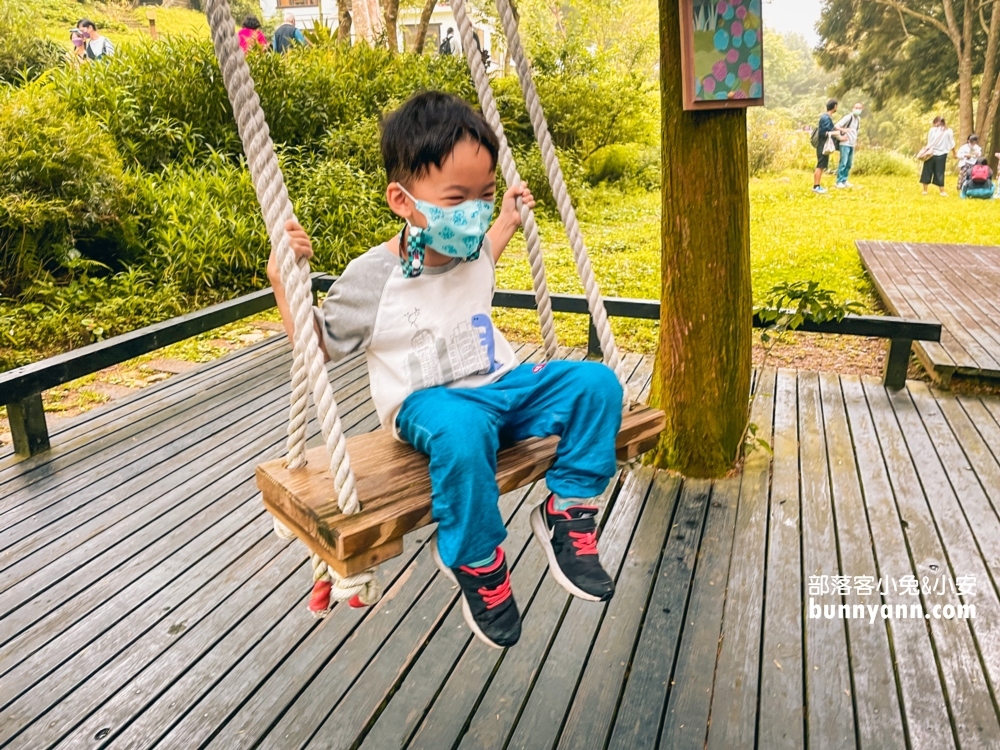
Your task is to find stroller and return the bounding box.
[961,159,996,199]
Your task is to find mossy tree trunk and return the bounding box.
[648,0,752,478]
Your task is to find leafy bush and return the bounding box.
[133,158,267,299]
[50,36,242,170]
[285,151,399,271]
[50,39,475,171]
[492,42,657,160]
[0,268,186,371]
[0,84,135,297]
[0,1,62,84]
[584,143,659,188]
[747,108,809,176]
[849,148,917,177]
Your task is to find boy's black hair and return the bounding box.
[977,157,989,166]
[242,15,262,30]
[826,99,838,112]
[78,18,96,30]
[381,91,499,185]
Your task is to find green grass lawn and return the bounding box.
[494,172,1000,352]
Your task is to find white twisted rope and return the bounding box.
[205,0,380,607]
[452,0,558,361]
[492,0,629,398]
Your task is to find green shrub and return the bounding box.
[133,158,267,299]
[747,108,810,176]
[0,2,63,84]
[50,39,475,171]
[285,150,399,272]
[492,43,657,159]
[50,36,242,170]
[0,268,186,371]
[585,143,659,188]
[850,148,917,177]
[0,84,136,297]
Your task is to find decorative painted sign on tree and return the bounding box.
[680,0,764,110]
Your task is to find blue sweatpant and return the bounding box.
[396,360,623,568]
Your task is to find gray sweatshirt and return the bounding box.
[313,238,517,437]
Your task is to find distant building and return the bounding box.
[257,0,496,65]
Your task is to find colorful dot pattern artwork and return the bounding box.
[691,0,763,103]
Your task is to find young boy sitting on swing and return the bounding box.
[267,91,623,649]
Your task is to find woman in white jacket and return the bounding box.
[920,116,956,196]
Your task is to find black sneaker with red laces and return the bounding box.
[432,538,521,649]
[531,494,615,602]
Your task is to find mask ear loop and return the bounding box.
[397,184,426,278]
[400,222,426,278]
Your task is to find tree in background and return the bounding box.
[338,0,353,42]
[384,0,400,52]
[763,32,837,117]
[818,0,1000,146]
[649,0,752,477]
[352,0,384,44]
[411,0,437,52]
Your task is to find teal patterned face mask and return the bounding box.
[399,186,494,274]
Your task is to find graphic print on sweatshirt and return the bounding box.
[404,315,500,390]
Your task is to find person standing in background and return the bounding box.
[69,27,87,61]
[273,13,308,53]
[920,116,956,196]
[78,19,114,60]
[238,16,267,53]
[956,134,982,192]
[834,102,863,189]
[812,99,842,195]
[439,28,456,55]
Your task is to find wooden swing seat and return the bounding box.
[256,404,665,577]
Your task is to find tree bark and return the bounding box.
[989,96,1000,170]
[413,0,437,53]
[338,0,353,42]
[648,0,752,478]
[957,0,975,140]
[975,0,1000,138]
[368,0,385,39]
[384,0,400,53]
[352,0,371,43]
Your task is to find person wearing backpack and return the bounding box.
[439,28,456,55]
[812,100,844,195]
[961,158,994,200]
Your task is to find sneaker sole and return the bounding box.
[430,536,506,650]
[529,505,603,602]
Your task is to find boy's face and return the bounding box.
[387,138,496,230]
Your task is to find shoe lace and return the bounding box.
[479,571,513,610]
[569,529,599,556]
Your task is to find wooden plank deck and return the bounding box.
[858,240,1000,384]
[3,336,1000,749]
